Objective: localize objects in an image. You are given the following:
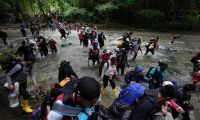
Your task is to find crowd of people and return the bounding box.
[0,21,200,120]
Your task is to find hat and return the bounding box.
[77,77,100,100]
[183,84,195,92]
[162,81,173,86]
[134,65,143,72]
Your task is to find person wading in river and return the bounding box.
[6,54,38,113]
[98,32,106,49]
[191,52,200,73]
[100,57,118,97]
[0,29,9,46]
[145,38,156,55]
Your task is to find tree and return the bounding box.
[96,1,118,24]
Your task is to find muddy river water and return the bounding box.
[0,28,200,120]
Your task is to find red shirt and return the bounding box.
[79,33,84,40]
[48,40,57,49]
[101,53,111,62]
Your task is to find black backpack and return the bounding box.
[5,59,23,73]
[132,89,161,120]
[0,51,22,73]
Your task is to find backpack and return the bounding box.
[131,89,161,120]
[30,78,71,120]
[146,67,157,79]
[89,48,99,59]
[0,51,22,73]
[115,82,145,105]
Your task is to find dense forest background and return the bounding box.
[0,0,200,30]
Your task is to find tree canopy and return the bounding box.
[0,0,199,30]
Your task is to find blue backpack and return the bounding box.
[115,82,145,105]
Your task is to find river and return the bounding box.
[0,28,200,120]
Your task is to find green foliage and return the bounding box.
[139,9,166,22]
[0,0,200,30]
[63,7,87,16]
[96,2,118,13]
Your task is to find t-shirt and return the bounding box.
[149,67,168,80]
[48,40,57,49]
[79,33,84,40]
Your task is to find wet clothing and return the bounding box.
[101,62,117,89]
[39,41,48,57]
[99,53,112,76]
[192,71,200,85]
[129,89,162,120]
[59,29,66,39]
[16,45,34,60]
[145,42,156,55]
[172,89,192,120]
[48,40,57,53]
[98,34,106,48]
[33,28,40,39]
[6,62,36,100]
[116,50,128,75]
[58,64,78,82]
[20,28,27,37]
[125,71,149,84]
[103,75,115,89]
[133,43,142,59]
[0,31,8,46]
[37,36,45,43]
[83,33,88,48]
[89,48,100,66]
[148,67,167,89]
[191,54,200,73]
[122,41,130,51]
[79,32,84,45]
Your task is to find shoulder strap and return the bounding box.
[52,102,83,117]
[154,67,158,75]
[106,62,109,70]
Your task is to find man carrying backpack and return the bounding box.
[59,28,67,39]
[89,42,100,66]
[98,32,106,49]
[99,49,112,76]
[16,41,34,61]
[147,62,168,89]
[47,77,101,120]
[144,38,156,55]
[116,48,128,76]
[129,85,175,120]
[58,60,78,82]
[48,39,58,54]
[125,65,149,84]
[6,54,37,113]
[0,29,9,46]
[172,84,195,120]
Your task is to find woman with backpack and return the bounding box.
[100,57,118,97]
[6,54,38,113]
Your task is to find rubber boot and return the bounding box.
[112,88,119,98]
[21,99,33,113]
